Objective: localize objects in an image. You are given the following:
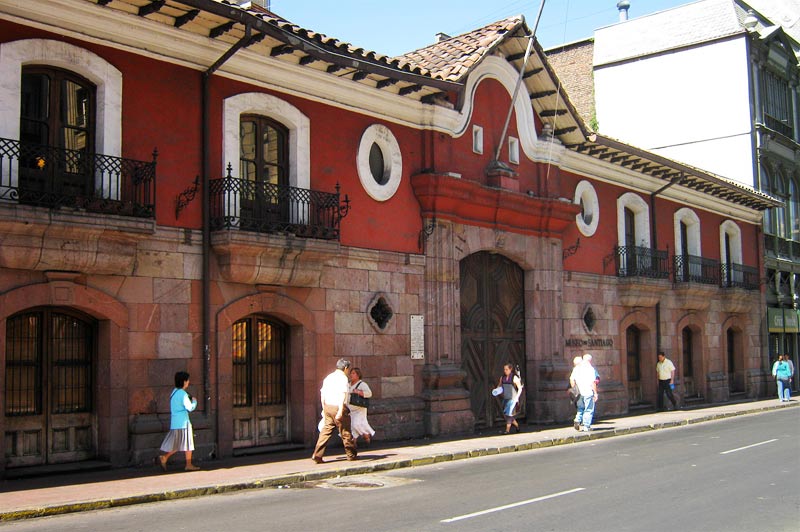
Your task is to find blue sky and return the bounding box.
[271,0,693,56]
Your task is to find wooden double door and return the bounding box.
[460,252,526,428]
[231,316,289,448]
[4,309,95,468]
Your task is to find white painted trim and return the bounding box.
[720,220,743,264]
[221,92,310,224]
[0,38,122,196]
[673,207,701,256]
[356,124,402,202]
[222,92,309,189]
[574,180,599,237]
[617,192,650,248]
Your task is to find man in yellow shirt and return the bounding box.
[656,352,679,411]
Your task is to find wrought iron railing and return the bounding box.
[0,137,156,217]
[209,169,349,240]
[614,245,670,279]
[720,263,759,290]
[673,254,720,285]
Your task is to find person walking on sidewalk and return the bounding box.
[570,355,598,432]
[158,371,199,472]
[312,358,357,463]
[348,367,375,446]
[497,363,523,434]
[656,352,679,411]
[772,354,793,402]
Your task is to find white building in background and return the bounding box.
[548,0,800,370]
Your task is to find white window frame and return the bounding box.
[222,92,310,223]
[508,136,520,165]
[472,125,484,154]
[674,208,702,256]
[616,192,650,248]
[0,39,122,197]
[720,220,743,265]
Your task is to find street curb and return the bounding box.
[2,402,796,522]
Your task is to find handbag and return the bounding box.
[349,381,370,408]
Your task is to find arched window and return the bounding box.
[674,208,701,282]
[789,177,799,242]
[617,192,650,248]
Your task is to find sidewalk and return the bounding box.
[1,399,796,522]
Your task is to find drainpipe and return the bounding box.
[649,172,684,354]
[201,26,254,417]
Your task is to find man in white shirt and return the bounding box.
[570,354,599,432]
[656,352,679,411]
[312,358,357,463]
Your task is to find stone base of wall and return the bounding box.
[368,397,425,441]
[747,369,772,399]
[706,372,730,403]
[129,414,215,467]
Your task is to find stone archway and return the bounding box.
[676,313,706,402]
[460,251,525,428]
[0,278,129,470]
[620,310,655,408]
[216,290,317,457]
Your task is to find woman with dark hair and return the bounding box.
[348,367,375,446]
[158,371,199,471]
[496,363,523,434]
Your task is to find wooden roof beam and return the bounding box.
[399,84,423,96]
[209,21,235,39]
[351,71,368,81]
[530,90,556,100]
[523,67,544,79]
[174,9,200,28]
[299,55,316,66]
[554,126,577,136]
[270,44,294,57]
[376,78,399,89]
[610,154,633,164]
[588,147,608,157]
[327,64,345,73]
[506,52,526,61]
[540,109,567,117]
[138,0,166,17]
[97,0,112,5]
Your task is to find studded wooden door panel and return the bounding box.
[460,252,526,428]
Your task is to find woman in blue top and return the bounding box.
[158,371,199,471]
[772,355,793,402]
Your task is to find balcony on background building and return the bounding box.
[209,169,347,241]
[611,245,670,307]
[673,254,721,285]
[720,263,760,291]
[0,137,156,218]
[672,254,721,311]
[614,245,670,279]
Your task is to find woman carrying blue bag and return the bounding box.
[158,371,199,471]
[772,355,793,402]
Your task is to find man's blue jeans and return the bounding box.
[777,379,791,401]
[574,394,595,428]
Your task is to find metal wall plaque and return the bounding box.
[410,314,424,360]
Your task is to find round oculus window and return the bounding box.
[574,180,599,237]
[357,124,402,201]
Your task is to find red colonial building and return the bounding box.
[0,0,779,475]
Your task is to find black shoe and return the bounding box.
[573,422,581,431]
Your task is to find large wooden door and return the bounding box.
[460,252,526,429]
[626,325,643,405]
[4,309,95,468]
[231,317,288,448]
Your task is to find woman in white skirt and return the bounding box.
[158,371,199,471]
[348,367,375,445]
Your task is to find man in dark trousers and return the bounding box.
[656,351,679,411]
[312,358,357,463]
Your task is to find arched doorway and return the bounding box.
[231,316,289,448]
[4,308,96,467]
[460,252,525,428]
[726,327,745,394]
[626,325,643,405]
[681,326,703,400]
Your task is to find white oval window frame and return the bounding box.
[357,124,402,202]
[574,180,599,237]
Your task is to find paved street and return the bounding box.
[2,408,797,532]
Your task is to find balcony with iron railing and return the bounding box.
[209,166,351,287]
[209,166,349,241]
[614,245,670,280]
[720,262,760,291]
[0,137,156,218]
[673,254,721,285]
